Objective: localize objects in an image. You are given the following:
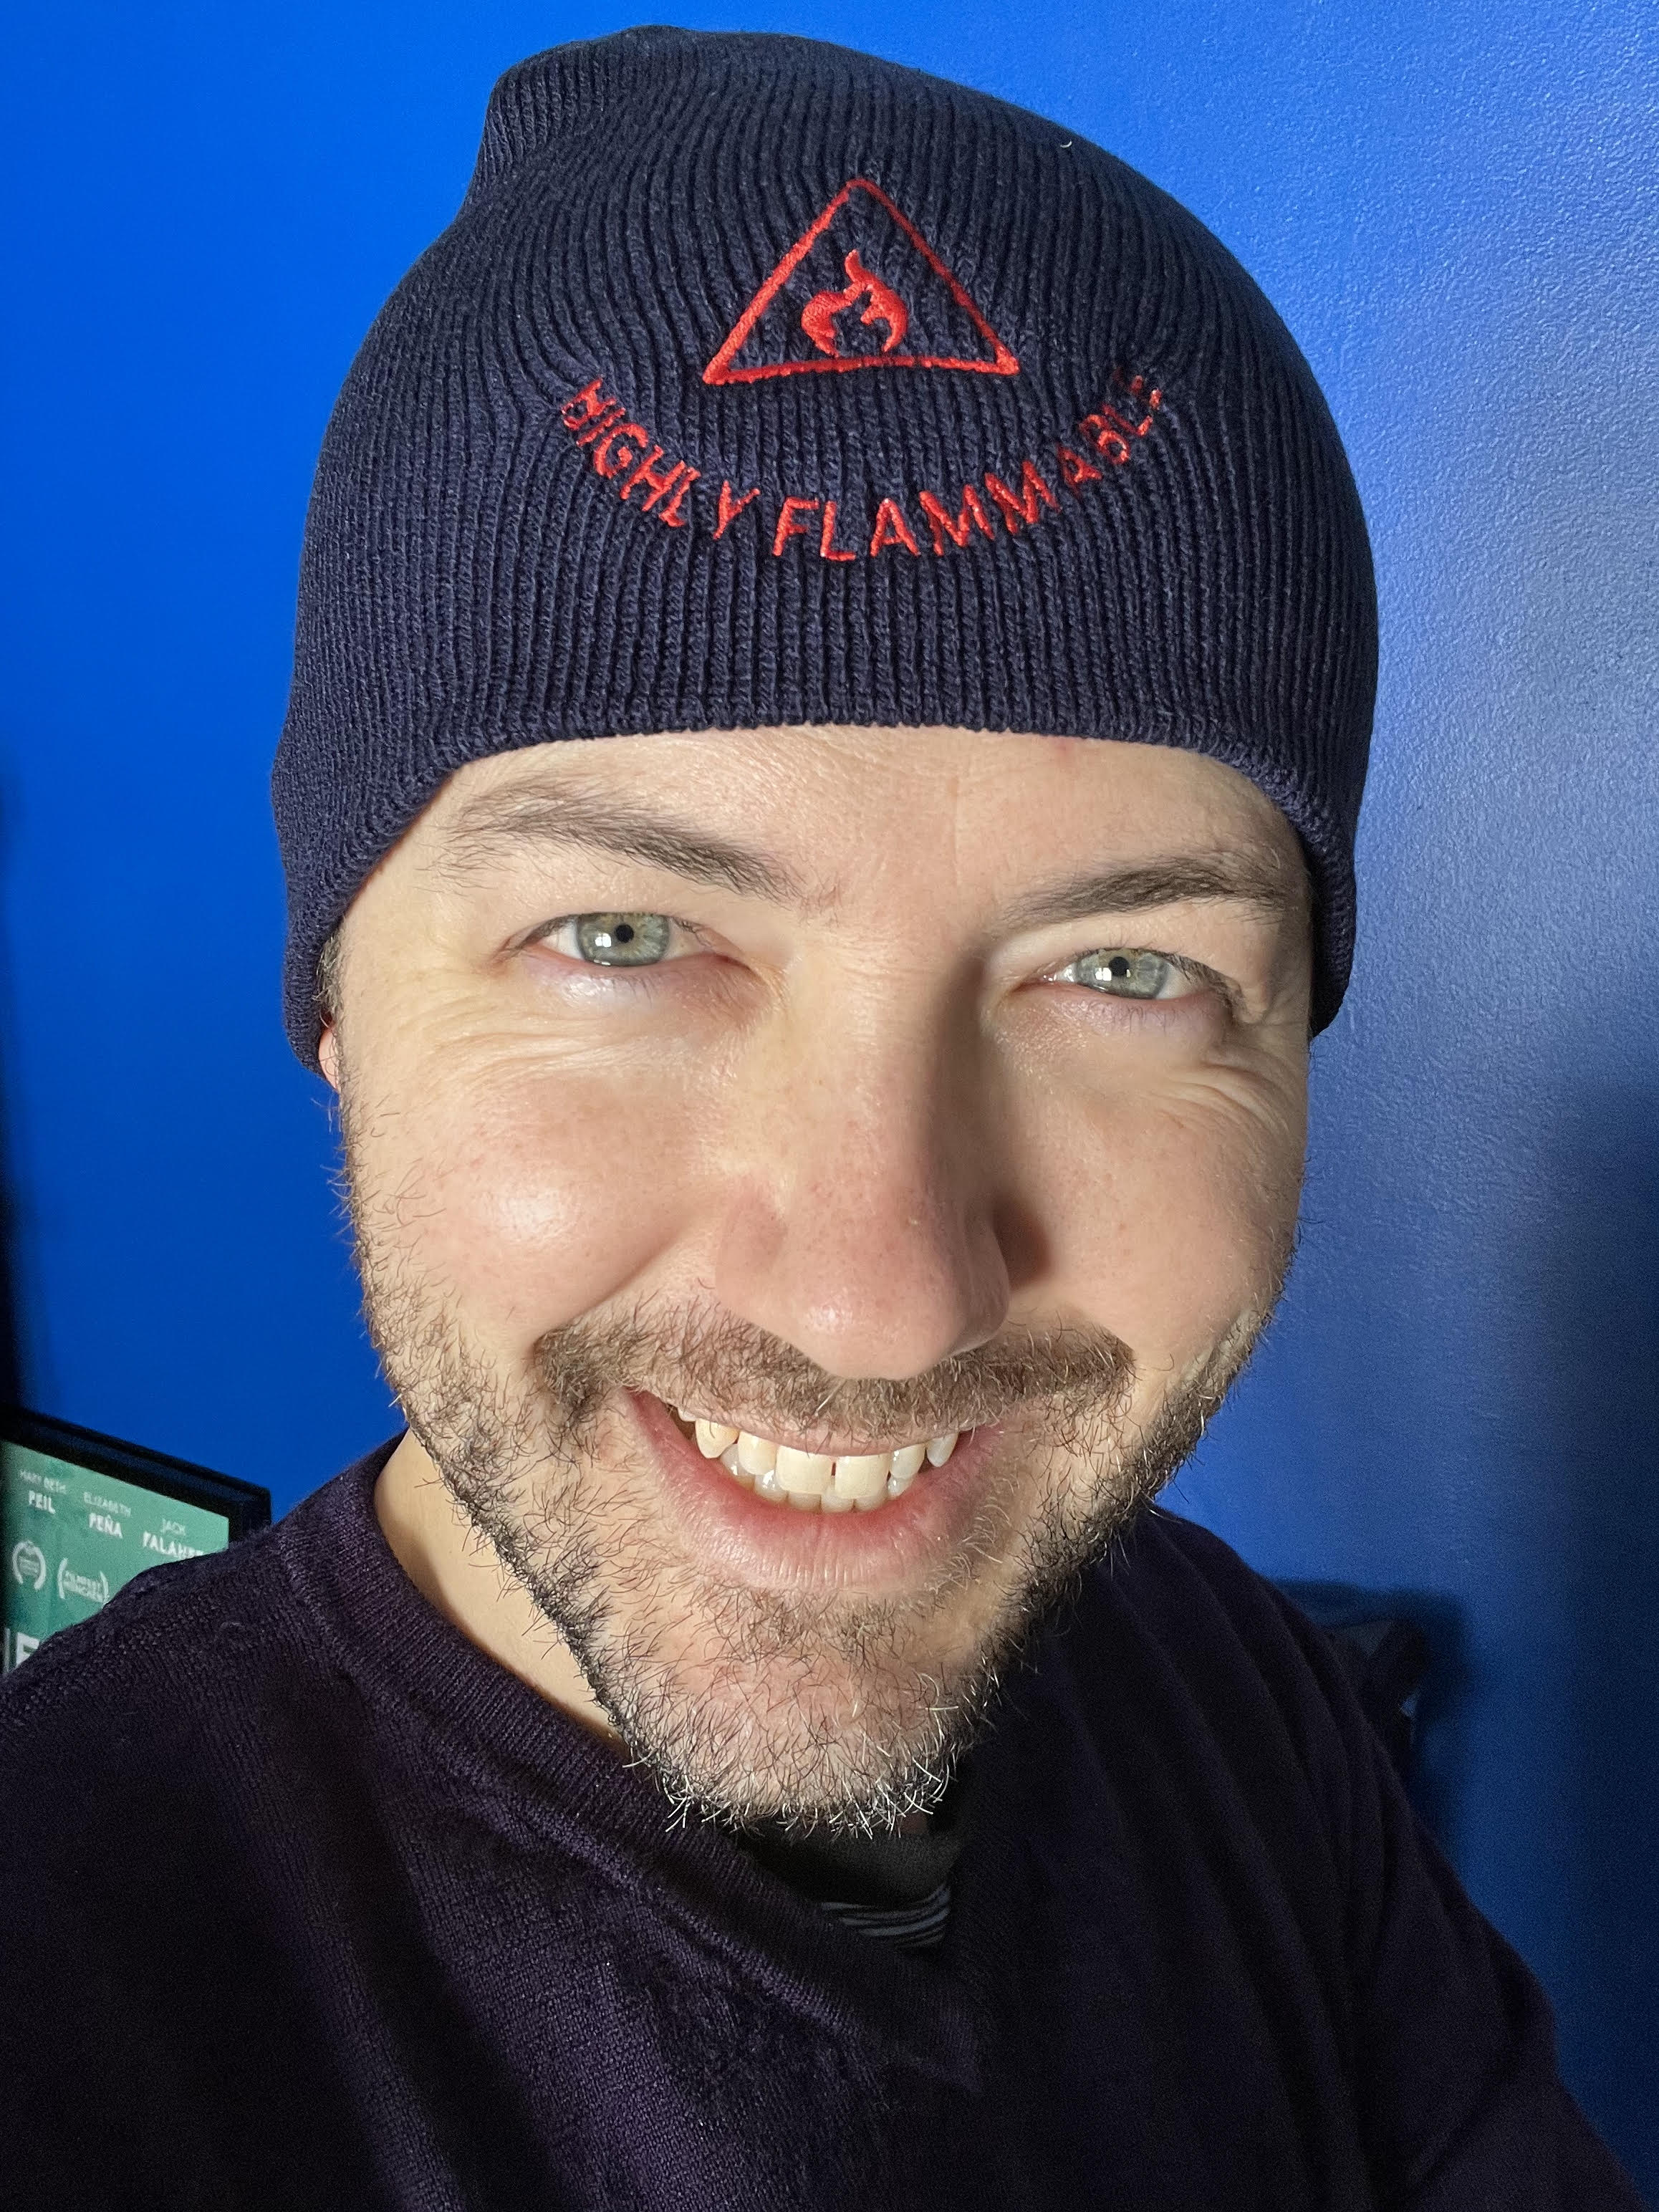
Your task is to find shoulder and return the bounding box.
[0,1459,380,1812]
[1084,1505,1352,1694]
[1060,1507,1381,1870]
[0,1456,400,2201]
[2,1514,289,1731]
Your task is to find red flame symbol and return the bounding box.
[799,251,910,360]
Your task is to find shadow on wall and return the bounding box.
[1536,1084,1659,2174]
[1278,1580,1469,1848]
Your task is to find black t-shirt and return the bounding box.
[738,1751,973,1949]
[0,1443,1640,2211]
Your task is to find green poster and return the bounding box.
[2,1441,230,1673]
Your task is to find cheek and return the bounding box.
[356,1044,704,1344]
[1026,1069,1304,1363]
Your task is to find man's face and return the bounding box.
[323,727,1311,1831]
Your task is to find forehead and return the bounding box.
[411,726,1305,896]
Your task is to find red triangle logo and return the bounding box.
[703,178,1020,387]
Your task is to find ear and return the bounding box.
[317,1024,341,1092]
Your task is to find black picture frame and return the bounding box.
[1,1406,271,1539]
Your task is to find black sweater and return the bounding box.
[0,1445,1639,2210]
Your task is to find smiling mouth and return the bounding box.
[664,1403,966,1514]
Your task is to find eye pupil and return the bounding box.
[1107,956,1130,978]
[613,922,635,943]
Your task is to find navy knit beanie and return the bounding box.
[274,25,1376,1064]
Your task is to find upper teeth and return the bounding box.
[679,1412,959,1511]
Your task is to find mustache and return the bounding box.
[532,1297,1136,1446]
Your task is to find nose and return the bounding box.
[711,997,1011,1380]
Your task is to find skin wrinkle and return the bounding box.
[330,725,1312,1835]
[436,784,810,909]
[429,779,1304,947]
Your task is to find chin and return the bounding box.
[547,1530,1026,1830]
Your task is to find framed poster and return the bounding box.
[1,1408,270,1673]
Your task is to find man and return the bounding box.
[0,27,1640,2209]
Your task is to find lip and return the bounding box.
[630,1390,1003,1595]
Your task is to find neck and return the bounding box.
[374,1428,622,1747]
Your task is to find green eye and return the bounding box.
[1068,948,1177,999]
[571,913,673,966]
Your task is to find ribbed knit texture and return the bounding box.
[273,26,1377,1063]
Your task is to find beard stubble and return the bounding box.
[340,1086,1276,1836]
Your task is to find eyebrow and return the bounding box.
[1000,853,1302,933]
[441,784,1300,930]
[441,786,809,905]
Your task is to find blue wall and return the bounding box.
[3,0,1655,2183]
